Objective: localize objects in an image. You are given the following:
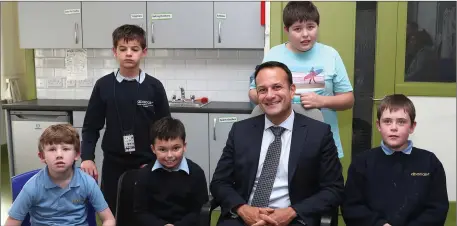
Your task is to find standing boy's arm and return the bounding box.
[153,80,171,120]
[87,177,115,225]
[81,79,106,162]
[5,186,34,226]
[173,168,209,226]
[4,217,22,226]
[405,156,449,226]
[133,177,170,226]
[342,161,389,226]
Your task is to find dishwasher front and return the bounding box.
[10,110,70,176]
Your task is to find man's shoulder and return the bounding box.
[293,112,329,130]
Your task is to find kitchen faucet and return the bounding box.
[179,86,186,100]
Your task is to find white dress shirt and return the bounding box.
[248,110,295,209]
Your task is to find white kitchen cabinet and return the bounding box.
[171,113,210,191]
[208,113,251,184]
[82,2,147,48]
[146,2,214,48]
[18,2,82,48]
[213,2,265,49]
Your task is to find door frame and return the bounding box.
[371,2,398,147]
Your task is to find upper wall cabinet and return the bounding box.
[214,2,265,49]
[146,2,213,48]
[18,2,83,49]
[82,2,147,49]
[17,2,265,49]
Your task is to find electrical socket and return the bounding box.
[36,79,47,88]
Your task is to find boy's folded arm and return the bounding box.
[342,162,388,226]
[405,159,449,226]
[174,170,209,226]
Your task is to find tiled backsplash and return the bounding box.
[35,49,264,101]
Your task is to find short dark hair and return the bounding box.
[112,24,147,49]
[254,61,293,86]
[283,1,320,29]
[377,94,416,122]
[150,117,186,144]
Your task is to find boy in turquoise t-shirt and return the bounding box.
[249,1,354,158]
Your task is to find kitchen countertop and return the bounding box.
[2,99,255,114]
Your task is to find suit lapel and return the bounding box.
[288,114,308,183]
[246,115,265,196]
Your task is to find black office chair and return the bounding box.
[200,198,337,226]
[115,169,141,226]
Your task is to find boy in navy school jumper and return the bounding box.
[4,124,115,226]
[342,94,449,226]
[80,24,171,213]
[133,117,208,226]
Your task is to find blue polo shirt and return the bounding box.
[8,166,108,226]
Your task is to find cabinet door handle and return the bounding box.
[371,95,386,101]
[213,118,217,140]
[151,22,155,43]
[74,23,79,44]
[218,21,222,43]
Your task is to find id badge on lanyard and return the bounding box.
[114,70,141,153]
[123,130,136,153]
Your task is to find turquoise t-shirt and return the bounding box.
[250,42,353,158]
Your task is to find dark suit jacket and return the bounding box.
[209,112,344,226]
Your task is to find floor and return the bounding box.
[1,148,455,226]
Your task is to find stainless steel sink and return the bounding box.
[168,101,209,108]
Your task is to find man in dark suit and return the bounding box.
[210,61,344,226]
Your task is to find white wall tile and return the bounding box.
[154,49,173,58]
[35,68,54,78]
[88,58,104,69]
[196,49,218,59]
[165,59,186,69]
[94,49,114,58]
[54,49,67,57]
[35,49,53,57]
[34,48,263,101]
[187,80,208,90]
[103,59,119,68]
[218,50,238,59]
[54,89,75,99]
[44,58,65,68]
[174,49,196,59]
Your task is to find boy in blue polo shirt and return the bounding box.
[4,124,116,226]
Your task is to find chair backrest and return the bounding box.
[115,169,141,226]
[251,104,324,122]
[11,169,97,226]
